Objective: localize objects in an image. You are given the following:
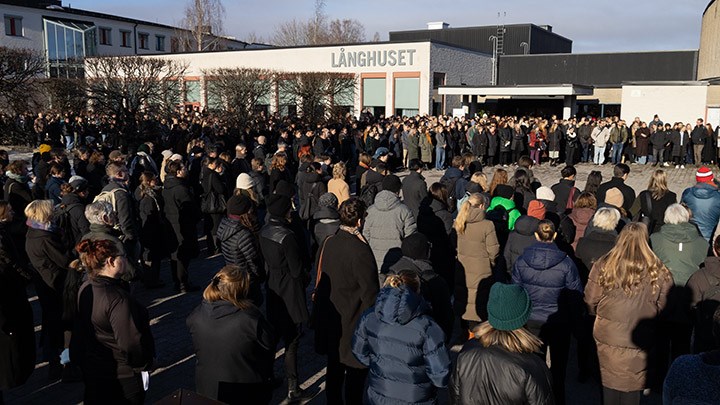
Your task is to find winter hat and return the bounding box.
[38,144,52,154]
[487,283,532,331]
[494,184,514,200]
[382,175,402,194]
[401,233,431,260]
[318,192,338,209]
[161,150,173,160]
[266,194,292,218]
[137,144,150,154]
[373,147,389,159]
[226,194,252,216]
[536,186,555,201]
[605,187,624,209]
[169,153,183,162]
[696,166,714,183]
[274,180,295,199]
[69,176,88,193]
[236,173,255,190]
[527,200,546,220]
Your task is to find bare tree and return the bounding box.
[177,0,226,52]
[41,78,89,113]
[280,72,356,125]
[271,19,310,47]
[372,32,381,42]
[203,67,275,126]
[0,47,46,114]
[271,0,366,46]
[327,19,366,44]
[244,31,265,44]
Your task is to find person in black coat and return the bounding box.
[416,182,455,287]
[217,195,264,305]
[595,164,636,214]
[0,202,34,395]
[187,265,276,404]
[163,160,200,292]
[575,207,621,283]
[312,193,340,248]
[135,172,168,288]
[258,194,312,402]
[314,198,379,405]
[201,158,229,254]
[401,159,428,219]
[70,239,154,405]
[550,166,580,214]
[503,215,541,273]
[58,179,90,251]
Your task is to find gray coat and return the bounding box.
[363,190,417,272]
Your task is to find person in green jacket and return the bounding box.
[487,184,521,231]
[650,203,709,286]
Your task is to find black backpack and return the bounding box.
[359,182,380,207]
[440,176,460,213]
[55,203,81,252]
[299,183,319,221]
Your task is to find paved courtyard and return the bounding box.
[3,159,705,405]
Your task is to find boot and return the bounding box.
[287,379,315,403]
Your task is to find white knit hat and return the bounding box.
[160,150,173,160]
[536,186,555,201]
[169,153,183,162]
[236,173,255,190]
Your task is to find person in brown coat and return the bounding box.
[585,222,673,405]
[453,193,500,333]
[687,235,720,353]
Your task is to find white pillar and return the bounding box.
[563,95,577,120]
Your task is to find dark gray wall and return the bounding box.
[498,51,698,86]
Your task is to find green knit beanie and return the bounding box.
[487,283,532,331]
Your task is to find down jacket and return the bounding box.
[512,242,583,324]
[352,286,450,405]
[217,215,264,305]
[681,183,720,241]
[363,190,417,272]
[584,261,673,392]
[450,340,554,405]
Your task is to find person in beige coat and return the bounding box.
[453,193,500,334]
[584,222,673,405]
[328,162,350,206]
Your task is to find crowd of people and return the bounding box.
[1,110,720,405]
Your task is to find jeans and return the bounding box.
[637,155,647,164]
[653,148,664,164]
[65,135,74,150]
[594,146,606,164]
[435,147,445,170]
[611,143,623,164]
[581,143,590,162]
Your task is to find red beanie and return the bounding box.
[527,200,546,220]
[696,166,714,183]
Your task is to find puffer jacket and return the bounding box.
[450,340,554,405]
[512,241,583,324]
[487,196,521,231]
[216,215,264,297]
[681,183,720,241]
[650,222,708,286]
[363,190,417,272]
[584,260,673,392]
[352,286,450,405]
[503,215,540,273]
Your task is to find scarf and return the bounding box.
[27,219,55,232]
[6,171,28,184]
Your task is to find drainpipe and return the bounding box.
[133,23,138,54]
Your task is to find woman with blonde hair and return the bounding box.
[454,193,500,333]
[585,222,673,405]
[450,283,554,404]
[187,265,276,404]
[633,169,676,233]
[328,162,350,205]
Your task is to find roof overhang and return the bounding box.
[439,84,594,97]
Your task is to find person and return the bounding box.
[596,163,636,214]
[687,236,720,353]
[584,223,673,405]
[352,271,451,405]
[561,192,597,250]
[512,220,583,405]
[681,166,720,241]
[163,160,200,293]
[401,158,427,219]
[312,192,340,248]
[25,200,73,380]
[488,168,509,197]
[450,283,555,405]
[314,198,379,405]
[186,265,276,404]
[71,239,154,405]
[634,170,677,234]
[363,174,417,273]
[551,165,580,214]
[328,161,350,206]
[0,201,35,397]
[135,171,167,288]
[454,193,500,332]
[216,194,264,305]
[58,178,91,251]
[258,194,312,402]
[230,143,252,179]
[663,306,720,404]
[691,118,707,166]
[504,214,541,273]
[4,160,33,221]
[416,182,455,286]
[98,162,141,262]
[201,158,229,254]
[487,184,521,231]
[584,170,603,196]
[45,163,66,204]
[592,121,610,165]
[575,207,621,279]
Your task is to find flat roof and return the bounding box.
[439,84,594,97]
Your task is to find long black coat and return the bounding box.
[417,197,454,285]
[186,300,276,403]
[59,192,90,248]
[135,187,169,254]
[26,226,71,291]
[162,176,200,260]
[401,171,428,219]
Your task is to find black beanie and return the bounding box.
[227,194,252,216]
[381,174,402,194]
[401,233,430,260]
[494,184,514,200]
[266,194,292,218]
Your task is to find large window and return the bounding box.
[156,35,165,51]
[362,77,386,117]
[394,77,420,117]
[120,30,131,48]
[99,27,111,45]
[184,80,201,103]
[44,18,97,78]
[4,15,22,36]
[138,33,149,50]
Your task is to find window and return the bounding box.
[138,33,149,50]
[433,72,446,90]
[44,18,97,78]
[4,15,22,37]
[394,77,420,117]
[120,30,131,48]
[184,81,201,103]
[99,27,111,45]
[155,35,165,51]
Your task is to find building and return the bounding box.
[0,0,259,78]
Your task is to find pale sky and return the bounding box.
[66,0,708,53]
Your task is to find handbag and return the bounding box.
[201,191,226,214]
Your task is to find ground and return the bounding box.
[3,158,704,405]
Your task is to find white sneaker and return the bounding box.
[663,162,670,167]
[681,165,685,169]
[675,165,679,169]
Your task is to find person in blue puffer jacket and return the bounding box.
[512,219,583,405]
[352,270,450,405]
[681,166,720,242]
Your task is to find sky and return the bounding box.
[66,0,709,53]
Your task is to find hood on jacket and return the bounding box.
[466,206,487,223]
[375,286,428,325]
[686,183,720,200]
[703,256,720,281]
[373,190,402,211]
[569,207,595,226]
[659,222,703,243]
[163,176,184,190]
[442,167,463,181]
[313,206,340,221]
[489,196,517,211]
[388,256,435,277]
[200,299,243,320]
[514,215,539,236]
[521,242,568,270]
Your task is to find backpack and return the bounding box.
[93,188,125,230]
[55,203,82,251]
[359,182,379,207]
[441,176,460,214]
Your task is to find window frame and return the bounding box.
[138,32,149,50]
[4,15,23,37]
[99,27,112,46]
[155,35,165,52]
[120,29,132,48]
